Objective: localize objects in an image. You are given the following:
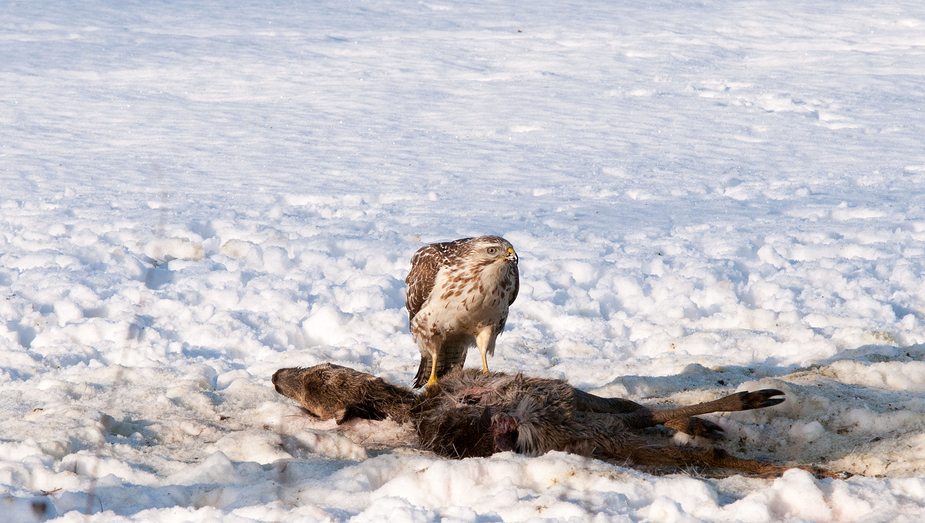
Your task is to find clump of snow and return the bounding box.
[143,238,206,264]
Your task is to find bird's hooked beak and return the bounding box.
[505,247,517,262]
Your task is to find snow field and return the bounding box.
[3,0,925,521]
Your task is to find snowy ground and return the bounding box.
[3,0,925,521]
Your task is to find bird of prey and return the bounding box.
[405,236,519,388]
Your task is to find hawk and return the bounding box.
[405,236,519,388]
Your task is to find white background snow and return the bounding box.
[2,0,925,521]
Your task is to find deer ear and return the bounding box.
[338,404,388,424]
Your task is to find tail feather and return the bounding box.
[412,336,473,388]
[413,354,431,388]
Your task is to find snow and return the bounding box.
[2,0,925,520]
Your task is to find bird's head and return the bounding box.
[473,236,518,265]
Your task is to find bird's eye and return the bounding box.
[487,247,498,255]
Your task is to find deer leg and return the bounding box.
[654,389,784,422]
[574,389,726,439]
[616,389,785,430]
[573,389,648,414]
[529,412,842,479]
[610,441,842,479]
[651,389,784,423]
[662,417,726,440]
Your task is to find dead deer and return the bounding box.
[272,364,842,479]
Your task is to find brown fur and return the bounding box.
[272,364,415,424]
[273,364,844,479]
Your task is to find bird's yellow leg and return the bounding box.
[426,353,439,387]
[476,329,492,375]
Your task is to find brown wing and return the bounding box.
[404,244,442,323]
[405,238,474,323]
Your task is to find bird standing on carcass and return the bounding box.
[272,364,844,479]
[404,236,519,388]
